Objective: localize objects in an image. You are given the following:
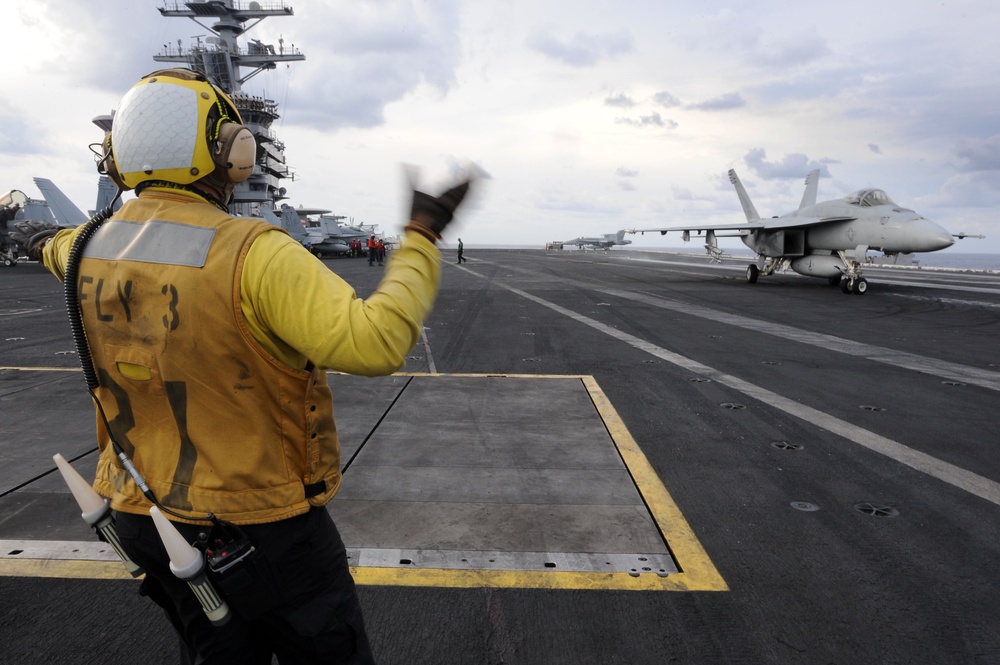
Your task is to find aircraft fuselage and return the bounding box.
[742,204,954,258]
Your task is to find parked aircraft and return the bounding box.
[1,178,103,266]
[268,204,377,257]
[631,169,964,294]
[563,229,632,250]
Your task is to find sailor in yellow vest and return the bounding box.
[25,68,473,664]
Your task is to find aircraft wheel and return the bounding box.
[842,278,854,294]
[314,251,324,259]
[3,258,14,267]
[746,264,759,284]
[853,277,868,295]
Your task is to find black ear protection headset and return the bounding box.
[96,68,255,193]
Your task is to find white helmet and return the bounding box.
[99,69,255,193]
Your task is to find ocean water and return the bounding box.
[911,252,1000,271]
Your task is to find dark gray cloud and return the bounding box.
[653,91,681,108]
[687,92,746,111]
[954,135,1000,172]
[604,93,636,108]
[527,27,633,68]
[744,148,835,179]
[614,112,676,129]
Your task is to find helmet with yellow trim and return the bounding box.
[98,68,256,199]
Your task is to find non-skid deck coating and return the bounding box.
[0,370,724,592]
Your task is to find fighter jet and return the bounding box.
[267,204,375,258]
[1,178,94,266]
[631,169,963,294]
[563,229,632,250]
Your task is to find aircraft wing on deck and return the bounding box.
[630,214,858,237]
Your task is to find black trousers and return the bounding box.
[115,506,375,664]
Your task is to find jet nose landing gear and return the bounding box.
[841,277,868,294]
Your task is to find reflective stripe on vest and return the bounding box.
[83,219,216,267]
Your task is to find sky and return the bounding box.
[2,0,999,255]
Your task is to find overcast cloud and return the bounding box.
[1,0,999,255]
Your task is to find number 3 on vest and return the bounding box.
[161,284,180,331]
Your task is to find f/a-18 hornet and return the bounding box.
[563,229,632,250]
[631,169,968,294]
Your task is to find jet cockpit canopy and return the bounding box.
[843,189,896,207]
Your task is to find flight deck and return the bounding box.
[0,369,722,592]
[3,250,1000,664]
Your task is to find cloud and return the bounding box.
[604,93,636,108]
[535,189,625,215]
[616,167,638,177]
[869,143,882,154]
[744,148,835,179]
[687,92,746,111]
[747,34,832,69]
[527,26,633,67]
[614,112,676,129]
[283,3,464,131]
[22,1,165,94]
[935,170,1000,208]
[653,91,681,108]
[954,135,1000,172]
[617,180,635,191]
[0,104,48,156]
[672,185,695,201]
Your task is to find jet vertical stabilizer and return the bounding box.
[93,176,122,216]
[799,170,820,210]
[728,169,760,223]
[33,178,87,226]
[276,205,308,243]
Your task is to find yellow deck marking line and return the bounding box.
[1,373,723,591]
[581,375,727,591]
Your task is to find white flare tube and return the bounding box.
[149,506,231,626]
[53,453,143,577]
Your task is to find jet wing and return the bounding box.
[631,215,857,236]
[630,222,763,236]
[757,215,857,230]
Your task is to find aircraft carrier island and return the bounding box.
[3,249,1000,663]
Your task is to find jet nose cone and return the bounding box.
[916,219,954,251]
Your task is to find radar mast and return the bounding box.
[153,1,305,217]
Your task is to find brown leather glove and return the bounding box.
[405,175,474,242]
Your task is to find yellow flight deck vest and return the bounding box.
[80,194,341,524]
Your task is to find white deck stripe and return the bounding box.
[488,279,1000,507]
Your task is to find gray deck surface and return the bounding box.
[3,248,1000,664]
